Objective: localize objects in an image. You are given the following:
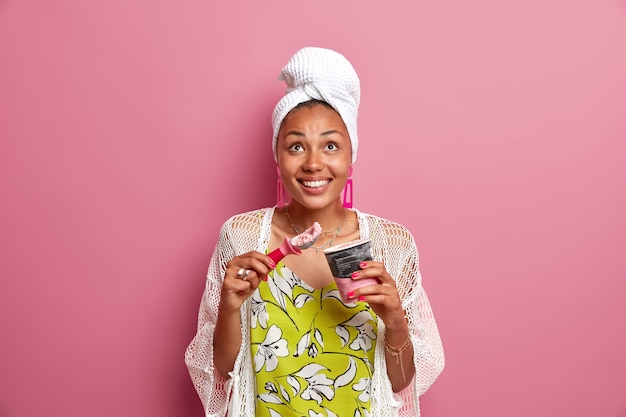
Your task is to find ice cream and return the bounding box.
[268,222,322,265]
[290,222,322,249]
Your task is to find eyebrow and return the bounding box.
[284,129,344,138]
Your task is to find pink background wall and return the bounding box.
[1,1,625,416]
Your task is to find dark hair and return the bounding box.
[291,99,336,112]
[279,99,342,135]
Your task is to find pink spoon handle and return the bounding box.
[268,236,302,265]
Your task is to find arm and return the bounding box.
[213,250,273,378]
[213,301,244,379]
[395,228,445,396]
[184,223,236,415]
[404,270,445,395]
[356,219,444,395]
[351,257,417,392]
[185,216,275,413]
[381,308,415,392]
[381,305,416,392]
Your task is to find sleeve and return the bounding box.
[368,216,444,416]
[395,226,445,396]
[184,221,235,417]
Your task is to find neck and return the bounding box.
[284,203,347,235]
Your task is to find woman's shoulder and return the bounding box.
[356,211,420,273]
[356,210,416,246]
[357,210,412,233]
[220,207,274,231]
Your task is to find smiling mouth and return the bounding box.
[300,179,331,188]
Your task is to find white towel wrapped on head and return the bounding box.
[271,47,361,163]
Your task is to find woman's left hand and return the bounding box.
[349,261,407,331]
[353,260,415,391]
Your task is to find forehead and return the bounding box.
[279,104,348,136]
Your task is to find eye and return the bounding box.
[289,143,304,152]
[326,142,338,151]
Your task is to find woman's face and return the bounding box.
[276,104,352,210]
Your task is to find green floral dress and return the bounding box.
[250,260,378,417]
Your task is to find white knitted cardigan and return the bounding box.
[185,207,444,417]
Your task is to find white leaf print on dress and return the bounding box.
[296,364,335,404]
[321,288,343,303]
[295,332,311,357]
[259,382,286,406]
[294,293,314,308]
[287,375,301,396]
[280,384,291,402]
[352,377,371,403]
[258,393,283,404]
[342,311,377,352]
[313,329,324,347]
[254,324,289,372]
[349,321,376,352]
[274,270,295,299]
[295,329,324,358]
[335,325,350,348]
[334,357,357,388]
[301,373,335,404]
[251,291,268,329]
[355,409,371,417]
[309,410,338,417]
[268,274,287,311]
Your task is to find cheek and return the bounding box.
[331,157,352,176]
[330,166,351,183]
[276,159,297,179]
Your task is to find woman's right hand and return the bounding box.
[219,252,276,312]
[214,252,275,378]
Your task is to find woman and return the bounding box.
[185,47,444,417]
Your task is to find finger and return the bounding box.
[234,254,272,276]
[361,262,396,287]
[352,268,395,288]
[246,258,273,281]
[224,270,252,291]
[359,290,404,316]
[243,251,277,270]
[237,268,252,281]
[355,282,397,298]
[238,269,264,290]
[229,263,267,288]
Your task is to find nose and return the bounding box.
[302,150,323,172]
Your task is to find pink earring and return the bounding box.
[342,167,353,209]
[276,166,286,208]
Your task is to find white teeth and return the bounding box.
[301,180,329,188]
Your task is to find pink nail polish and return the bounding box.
[269,260,276,269]
[358,296,366,301]
[351,271,360,278]
[359,262,367,268]
[347,291,355,298]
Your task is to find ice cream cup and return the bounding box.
[323,238,378,303]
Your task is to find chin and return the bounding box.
[290,197,342,210]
